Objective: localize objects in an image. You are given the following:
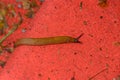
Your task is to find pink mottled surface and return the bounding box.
[0,0,120,80]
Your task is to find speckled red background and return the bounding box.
[0,0,120,80]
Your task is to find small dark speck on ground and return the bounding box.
[114,42,120,46]
[7,70,10,73]
[79,2,83,10]
[74,52,78,55]
[71,76,75,80]
[99,47,103,51]
[100,16,103,19]
[83,21,87,25]
[88,34,93,37]
[114,21,117,23]
[38,73,42,77]
[48,77,51,80]
[90,54,93,57]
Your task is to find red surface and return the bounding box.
[0,0,120,80]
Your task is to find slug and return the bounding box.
[14,33,84,47]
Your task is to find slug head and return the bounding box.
[74,33,84,43]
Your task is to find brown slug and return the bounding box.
[14,33,84,47]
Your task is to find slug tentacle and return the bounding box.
[74,33,84,43]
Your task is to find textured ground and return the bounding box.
[0,0,120,80]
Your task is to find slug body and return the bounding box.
[14,33,84,47]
